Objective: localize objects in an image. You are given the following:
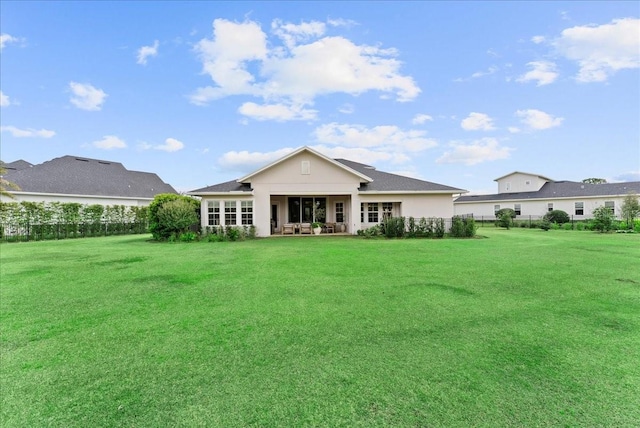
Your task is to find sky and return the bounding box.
[1,1,639,194]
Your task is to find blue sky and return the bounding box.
[1,1,638,194]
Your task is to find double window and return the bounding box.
[207,200,253,226]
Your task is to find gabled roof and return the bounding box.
[456,180,640,203]
[3,155,176,199]
[494,171,554,182]
[237,146,373,184]
[188,147,466,195]
[2,160,33,172]
[336,159,466,193]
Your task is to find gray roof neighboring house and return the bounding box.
[2,155,176,199]
[456,181,640,203]
[2,160,33,172]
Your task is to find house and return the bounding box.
[454,171,640,220]
[187,146,466,237]
[0,155,177,206]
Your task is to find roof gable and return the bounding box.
[237,146,373,184]
[494,171,554,182]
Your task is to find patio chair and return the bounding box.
[325,222,335,233]
[282,223,295,235]
[299,223,312,234]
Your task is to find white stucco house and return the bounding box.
[1,156,177,206]
[188,146,467,237]
[454,171,640,220]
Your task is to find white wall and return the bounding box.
[496,173,548,194]
[0,192,152,206]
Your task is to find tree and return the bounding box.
[0,162,20,200]
[620,192,640,230]
[582,178,607,184]
[591,205,615,233]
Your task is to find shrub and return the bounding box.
[540,220,551,231]
[592,205,615,233]
[562,223,573,230]
[576,222,586,231]
[433,218,446,238]
[149,194,199,240]
[495,208,515,229]
[544,210,570,224]
[382,217,406,238]
[156,199,199,239]
[450,216,476,238]
[179,231,197,242]
[407,217,417,238]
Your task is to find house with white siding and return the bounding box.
[454,171,640,220]
[188,146,466,237]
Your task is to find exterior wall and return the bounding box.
[454,195,630,220]
[357,193,454,230]
[496,173,548,194]
[0,192,152,206]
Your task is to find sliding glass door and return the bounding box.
[287,197,326,223]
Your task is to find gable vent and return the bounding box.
[301,161,310,175]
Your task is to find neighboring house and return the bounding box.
[454,171,640,220]
[0,155,177,206]
[188,146,466,237]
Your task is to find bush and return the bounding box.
[562,223,573,230]
[495,208,516,229]
[540,220,551,231]
[157,199,199,239]
[382,216,406,238]
[592,205,615,233]
[149,194,199,240]
[450,216,476,238]
[544,210,570,224]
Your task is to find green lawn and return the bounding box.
[1,229,639,427]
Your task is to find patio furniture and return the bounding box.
[282,223,295,235]
[299,223,312,234]
[324,222,335,233]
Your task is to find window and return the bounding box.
[335,202,344,223]
[301,161,310,175]
[548,203,553,212]
[361,203,364,223]
[207,201,220,226]
[514,204,521,216]
[525,180,531,186]
[494,205,500,214]
[382,202,393,220]
[605,201,614,215]
[505,182,511,191]
[368,203,379,223]
[241,201,253,225]
[225,201,237,225]
[575,202,584,216]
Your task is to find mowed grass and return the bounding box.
[1,229,639,427]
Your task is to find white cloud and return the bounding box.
[137,40,159,65]
[508,127,521,134]
[69,82,107,111]
[436,138,513,165]
[238,102,317,121]
[190,18,420,119]
[92,135,126,150]
[531,35,546,44]
[314,122,437,153]
[461,112,496,131]
[218,147,296,169]
[515,109,563,130]
[154,137,184,152]
[0,33,21,50]
[554,18,640,82]
[614,171,640,182]
[517,61,559,86]
[338,103,354,114]
[412,114,433,125]
[1,125,55,138]
[0,91,10,107]
[310,145,410,164]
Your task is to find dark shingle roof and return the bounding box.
[3,155,176,199]
[2,160,33,171]
[456,181,640,202]
[335,159,465,193]
[189,180,252,193]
